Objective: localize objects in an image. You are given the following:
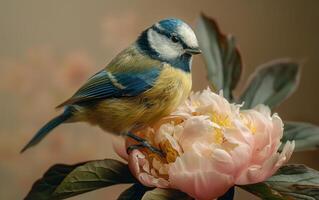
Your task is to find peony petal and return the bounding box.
[240,106,285,166]
[235,153,280,185]
[253,104,272,117]
[169,152,234,200]
[128,150,145,176]
[224,121,254,145]
[252,113,283,165]
[268,114,284,154]
[210,148,235,174]
[128,150,170,188]
[179,116,214,151]
[271,141,295,174]
[236,141,295,185]
[138,172,170,188]
[112,136,129,161]
[155,124,183,155]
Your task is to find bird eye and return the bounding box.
[171,35,179,43]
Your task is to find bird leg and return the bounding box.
[126,132,164,157]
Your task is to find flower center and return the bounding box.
[130,117,185,178]
[210,112,231,144]
[159,140,180,163]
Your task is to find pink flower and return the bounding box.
[114,88,295,200]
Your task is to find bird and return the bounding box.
[21,18,201,155]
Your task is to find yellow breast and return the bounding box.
[84,63,192,134]
[141,63,192,121]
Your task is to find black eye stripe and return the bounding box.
[152,26,171,38]
[151,26,189,49]
[171,36,179,43]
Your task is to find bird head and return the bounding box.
[137,18,201,63]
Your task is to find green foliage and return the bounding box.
[142,188,193,200]
[196,14,300,110]
[53,159,135,197]
[240,59,300,109]
[25,162,86,200]
[282,121,319,152]
[240,164,319,200]
[196,13,242,100]
[25,159,135,200]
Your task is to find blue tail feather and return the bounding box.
[20,109,73,153]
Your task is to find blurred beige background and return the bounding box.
[0,0,319,199]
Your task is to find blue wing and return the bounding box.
[56,67,161,107]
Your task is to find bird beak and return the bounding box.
[185,47,202,55]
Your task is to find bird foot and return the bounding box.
[126,132,164,157]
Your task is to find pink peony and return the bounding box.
[114,88,295,200]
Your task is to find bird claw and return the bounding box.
[126,132,165,157]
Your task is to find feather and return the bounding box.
[56,67,161,108]
[20,108,73,153]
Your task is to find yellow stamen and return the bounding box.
[159,140,180,163]
[214,128,224,144]
[247,122,257,134]
[209,112,231,144]
[211,113,231,127]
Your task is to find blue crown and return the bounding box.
[157,18,185,32]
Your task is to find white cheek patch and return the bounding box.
[177,23,198,48]
[147,29,183,60]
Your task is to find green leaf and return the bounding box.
[240,59,300,109]
[196,13,242,100]
[117,184,150,200]
[281,121,319,152]
[240,164,319,200]
[25,162,86,200]
[25,159,135,200]
[53,159,135,199]
[142,188,193,200]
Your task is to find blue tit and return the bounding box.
[21,18,201,155]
